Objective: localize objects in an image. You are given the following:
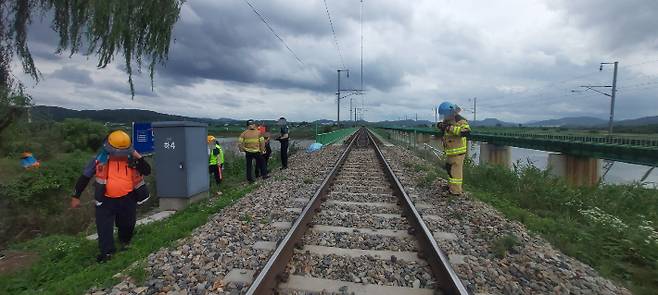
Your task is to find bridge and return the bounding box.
[376,126,658,185]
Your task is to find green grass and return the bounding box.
[0,183,254,294]
[0,145,293,294]
[376,128,658,295]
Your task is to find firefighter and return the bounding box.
[437,102,471,195]
[70,130,151,263]
[238,119,268,183]
[207,135,224,195]
[256,131,272,178]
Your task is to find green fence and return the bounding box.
[316,128,358,145]
[379,126,658,166]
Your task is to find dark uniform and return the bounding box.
[277,122,290,169]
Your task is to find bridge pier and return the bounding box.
[479,143,511,168]
[416,133,430,145]
[547,153,601,186]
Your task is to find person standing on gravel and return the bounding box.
[275,117,290,169]
[437,102,470,195]
[70,130,151,263]
[207,135,224,195]
[239,119,268,183]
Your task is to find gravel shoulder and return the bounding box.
[93,140,631,295]
[91,146,344,295]
[381,145,631,295]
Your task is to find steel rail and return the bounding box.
[246,128,468,294]
[245,129,362,295]
[367,130,469,295]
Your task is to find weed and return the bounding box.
[241,213,253,223]
[491,234,519,258]
[125,260,147,284]
[303,177,313,184]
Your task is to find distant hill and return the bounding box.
[32,106,239,125]
[525,116,607,127]
[615,116,658,126]
[471,118,516,127]
[376,119,434,127]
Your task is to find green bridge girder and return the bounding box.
[378,126,658,166]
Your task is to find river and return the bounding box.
[466,142,657,187]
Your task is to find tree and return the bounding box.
[0,0,184,134]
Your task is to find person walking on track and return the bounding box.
[275,117,290,169]
[239,119,268,183]
[207,135,224,195]
[70,130,151,263]
[437,102,471,195]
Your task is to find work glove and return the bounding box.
[70,197,81,209]
[437,122,448,131]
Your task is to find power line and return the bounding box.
[322,0,345,69]
[480,58,658,108]
[242,0,304,65]
[360,0,364,92]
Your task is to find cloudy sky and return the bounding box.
[18,0,658,122]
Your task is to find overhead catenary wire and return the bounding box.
[480,58,658,108]
[322,0,345,69]
[242,0,304,65]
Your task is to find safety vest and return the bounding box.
[441,118,470,156]
[209,144,224,165]
[95,156,145,198]
[239,129,264,153]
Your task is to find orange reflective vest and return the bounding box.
[95,156,145,198]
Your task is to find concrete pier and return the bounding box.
[547,153,601,186]
[479,143,511,168]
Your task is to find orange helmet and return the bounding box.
[207,135,216,143]
[107,130,132,149]
[21,152,32,158]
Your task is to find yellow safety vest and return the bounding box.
[239,129,265,153]
[441,118,470,156]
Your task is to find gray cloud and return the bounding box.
[16,0,658,123]
[50,66,94,85]
[549,1,658,52]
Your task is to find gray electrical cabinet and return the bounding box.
[152,121,209,210]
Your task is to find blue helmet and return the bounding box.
[438,102,460,116]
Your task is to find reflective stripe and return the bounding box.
[448,178,463,184]
[134,179,145,189]
[445,137,468,156]
[96,178,107,184]
[137,195,150,205]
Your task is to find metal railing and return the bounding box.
[379,126,658,148]
[315,127,358,145]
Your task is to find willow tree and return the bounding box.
[0,0,184,134]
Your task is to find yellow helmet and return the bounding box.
[207,135,216,143]
[107,130,132,149]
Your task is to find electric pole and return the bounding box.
[473,97,477,122]
[336,69,349,126]
[606,62,618,134]
[577,61,618,135]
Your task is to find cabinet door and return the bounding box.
[153,127,188,197]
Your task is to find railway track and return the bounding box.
[244,128,467,294]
